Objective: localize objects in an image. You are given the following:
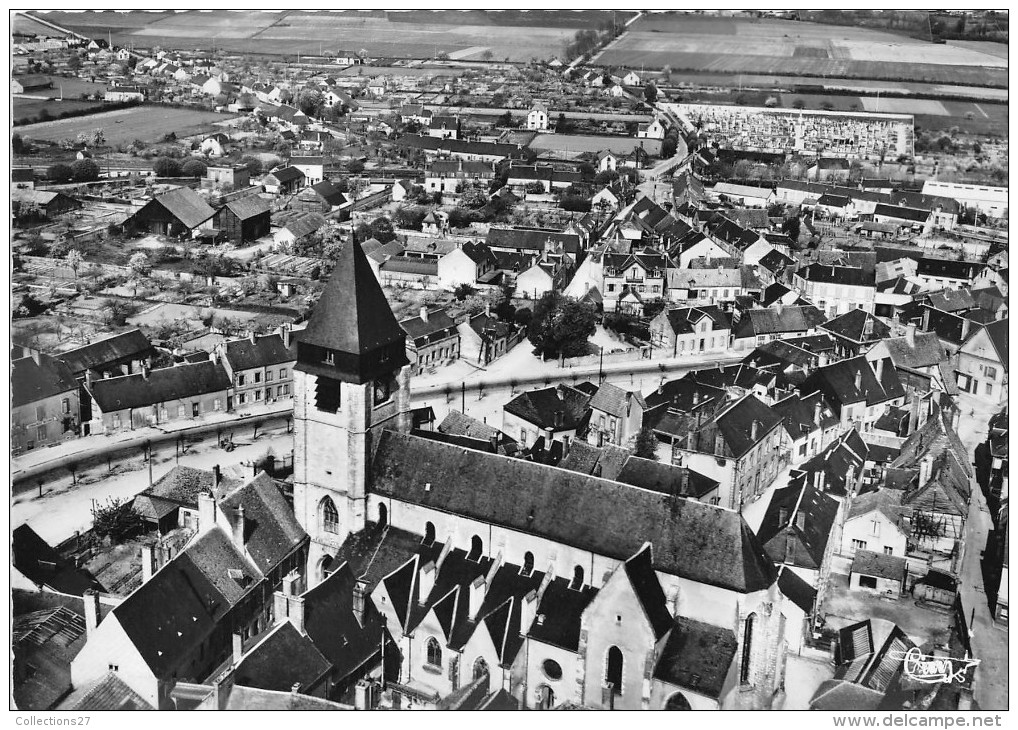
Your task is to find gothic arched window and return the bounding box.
[321,497,339,534]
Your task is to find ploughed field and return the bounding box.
[43,9,591,62]
[14,105,235,145]
[597,15,1008,88]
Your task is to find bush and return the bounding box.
[153,156,182,177]
[180,158,208,178]
[239,155,262,176]
[454,283,476,301]
[90,496,143,543]
[47,163,74,183]
[347,159,365,174]
[71,158,100,182]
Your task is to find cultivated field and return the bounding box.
[43,9,587,62]
[665,73,1009,102]
[597,15,1008,87]
[529,134,663,157]
[14,106,235,145]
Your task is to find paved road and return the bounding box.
[954,394,1008,711]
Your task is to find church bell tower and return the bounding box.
[292,236,412,583]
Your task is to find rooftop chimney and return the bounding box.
[281,323,292,349]
[141,544,157,584]
[874,358,884,382]
[750,420,760,441]
[418,561,436,603]
[232,631,244,664]
[714,433,725,456]
[249,330,257,345]
[232,504,245,549]
[485,303,491,318]
[469,576,485,618]
[141,363,150,380]
[796,511,806,531]
[677,468,689,496]
[813,401,822,425]
[553,409,564,428]
[198,490,216,535]
[352,579,368,628]
[854,369,862,392]
[291,683,302,696]
[282,570,299,597]
[83,589,101,637]
[212,465,221,494]
[420,306,429,323]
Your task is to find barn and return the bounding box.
[127,187,216,237]
[214,195,272,244]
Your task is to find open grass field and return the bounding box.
[597,14,1008,87]
[42,9,588,62]
[13,98,106,125]
[15,105,235,145]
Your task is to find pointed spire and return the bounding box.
[295,236,408,384]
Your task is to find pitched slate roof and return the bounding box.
[777,565,817,614]
[219,472,307,574]
[528,576,597,650]
[13,525,105,596]
[146,187,216,229]
[877,332,947,370]
[503,384,592,431]
[58,329,153,376]
[821,309,890,345]
[12,353,79,408]
[851,550,907,581]
[659,305,731,336]
[973,318,1008,370]
[222,685,349,710]
[223,332,296,371]
[623,545,673,639]
[88,361,231,412]
[233,620,331,693]
[298,235,407,357]
[265,166,305,184]
[282,211,327,239]
[485,226,580,255]
[589,382,647,418]
[224,195,271,220]
[111,528,260,677]
[802,355,905,412]
[615,457,719,500]
[369,431,778,593]
[72,673,154,711]
[873,203,930,223]
[399,308,458,345]
[758,474,840,570]
[733,305,826,338]
[652,616,738,699]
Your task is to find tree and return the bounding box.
[348,159,365,175]
[792,98,806,110]
[129,252,151,277]
[527,292,597,358]
[662,136,678,158]
[47,163,74,183]
[481,49,494,61]
[71,158,100,182]
[820,99,835,111]
[454,283,476,301]
[462,187,488,209]
[643,84,658,104]
[633,426,660,461]
[296,88,324,118]
[181,158,208,178]
[524,181,546,195]
[92,128,105,147]
[239,155,262,176]
[782,216,801,243]
[12,133,25,154]
[105,299,138,327]
[514,307,532,327]
[594,169,619,186]
[153,156,182,177]
[65,249,84,279]
[90,496,143,543]
[369,216,396,243]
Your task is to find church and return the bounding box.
[287,238,794,710]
